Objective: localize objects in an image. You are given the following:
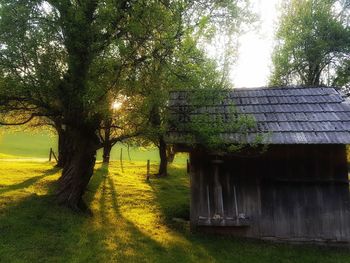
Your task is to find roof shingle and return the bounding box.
[167,87,350,144]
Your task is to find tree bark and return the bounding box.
[56,127,98,211]
[149,105,168,177]
[158,136,168,177]
[102,142,112,164]
[166,145,175,163]
[56,127,70,168]
[53,120,72,168]
[307,63,321,86]
[102,118,113,164]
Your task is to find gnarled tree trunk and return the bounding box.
[56,127,98,211]
[54,120,72,168]
[56,127,70,168]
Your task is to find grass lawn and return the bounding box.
[0,160,349,263]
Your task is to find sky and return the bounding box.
[231,0,280,88]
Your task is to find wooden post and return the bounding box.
[127,144,131,161]
[49,148,58,163]
[212,159,224,219]
[233,185,239,225]
[120,148,124,173]
[51,150,58,163]
[146,160,150,181]
[206,185,211,221]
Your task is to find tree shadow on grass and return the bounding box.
[84,163,109,206]
[148,165,191,222]
[93,171,169,262]
[0,167,60,195]
[0,163,167,262]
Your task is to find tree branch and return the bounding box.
[97,132,141,150]
[0,113,39,126]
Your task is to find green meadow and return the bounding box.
[0,130,186,163]
[0,130,349,262]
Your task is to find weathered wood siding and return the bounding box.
[189,145,350,242]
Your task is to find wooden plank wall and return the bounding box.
[189,144,350,242]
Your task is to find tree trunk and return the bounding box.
[307,63,321,86]
[102,142,112,164]
[56,127,98,211]
[166,145,175,163]
[102,118,113,164]
[149,105,168,177]
[56,127,70,168]
[54,120,73,168]
[158,136,168,177]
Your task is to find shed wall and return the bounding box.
[189,144,350,242]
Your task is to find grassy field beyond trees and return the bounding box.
[0,130,187,163]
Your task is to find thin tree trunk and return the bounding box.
[158,136,168,177]
[56,127,98,211]
[103,143,112,164]
[314,67,321,86]
[307,63,321,86]
[166,145,175,163]
[149,105,168,177]
[102,119,112,164]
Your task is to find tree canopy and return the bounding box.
[270,0,350,86]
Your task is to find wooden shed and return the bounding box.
[167,86,350,243]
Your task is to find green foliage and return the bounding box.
[172,89,267,153]
[0,0,256,151]
[126,33,230,148]
[0,1,192,136]
[270,0,350,86]
[334,59,350,87]
[119,0,255,151]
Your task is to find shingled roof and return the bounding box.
[167,86,350,144]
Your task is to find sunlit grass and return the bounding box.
[0,160,349,262]
[0,153,17,159]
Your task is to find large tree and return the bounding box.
[139,40,228,176]
[270,0,350,86]
[129,1,254,176]
[0,0,253,211]
[0,0,183,210]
